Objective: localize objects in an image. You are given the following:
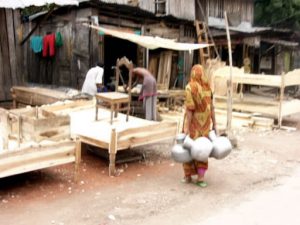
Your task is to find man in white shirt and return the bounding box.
[81,62,104,95]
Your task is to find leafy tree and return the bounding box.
[254,0,300,29]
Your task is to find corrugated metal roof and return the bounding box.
[262,39,299,47]
[0,0,79,9]
[208,17,271,34]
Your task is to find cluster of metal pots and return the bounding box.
[171,130,232,163]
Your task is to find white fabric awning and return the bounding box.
[86,24,212,51]
[0,0,79,9]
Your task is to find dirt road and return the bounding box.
[0,115,300,225]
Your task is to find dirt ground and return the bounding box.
[0,113,300,225]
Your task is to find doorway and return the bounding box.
[104,36,137,90]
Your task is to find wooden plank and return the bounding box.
[0,108,9,149]
[214,66,282,87]
[13,10,23,85]
[0,9,12,100]
[0,141,76,178]
[117,125,177,150]
[0,157,75,179]
[284,69,300,87]
[109,128,117,176]
[5,9,17,85]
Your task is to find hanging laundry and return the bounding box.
[30,36,43,53]
[55,32,63,47]
[42,33,56,57]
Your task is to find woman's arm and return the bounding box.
[184,109,193,135]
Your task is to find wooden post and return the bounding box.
[278,72,285,128]
[0,109,9,150]
[74,138,82,182]
[109,128,117,176]
[224,11,233,135]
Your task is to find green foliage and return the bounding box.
[254,0,300,29]
[21,4,53,17]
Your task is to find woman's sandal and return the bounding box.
[195,181,208,188]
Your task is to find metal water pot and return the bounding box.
[190,137,213,162]
[171,144,193,163]
[182,135,194,150]
[209,130,232,160]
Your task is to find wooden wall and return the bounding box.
[198,0,254,24]
[0,9,24,101]
[23,8,99,90]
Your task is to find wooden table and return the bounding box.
[95,92,130,124]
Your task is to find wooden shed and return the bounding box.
[0,0,199,102]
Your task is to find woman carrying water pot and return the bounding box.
[182,64,217,187]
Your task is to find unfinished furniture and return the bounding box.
[11,86,72,108]
[95,57,133,124]
[95,92,131,124]
[0,108,80,180]
[213,67,300,127]
[0,141,80,179]
[70,107,177,176]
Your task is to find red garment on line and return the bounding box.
[42,34,55,57]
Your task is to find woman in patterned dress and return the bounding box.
[183,64,217,187]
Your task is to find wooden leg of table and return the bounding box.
[126,104,130,122]
[114,104,119,118]
[109,128,117,176]
[110,104,114,124]
[95,104,98,121]
[74,139,82,182]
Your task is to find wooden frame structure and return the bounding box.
[213,68,300,127]
[11,86,73,108]
[0,107,80,180]
[0,141,80,179]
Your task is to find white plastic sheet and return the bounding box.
[86,24,212,51]
[0,0,79,9]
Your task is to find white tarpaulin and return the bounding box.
[86,24,212,51]
[0,0,79,9]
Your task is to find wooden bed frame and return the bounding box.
[0,141,80,179]
[213,68,300,127]
[0,107,80,180]
[68,107,178,176]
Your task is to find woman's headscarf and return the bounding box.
[189,64,210,91]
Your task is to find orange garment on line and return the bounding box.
[183,64,212,176]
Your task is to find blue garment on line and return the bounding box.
[30,36,43,53]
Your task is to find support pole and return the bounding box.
[224,11,233,136]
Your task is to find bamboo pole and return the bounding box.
[224,11,233,136]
